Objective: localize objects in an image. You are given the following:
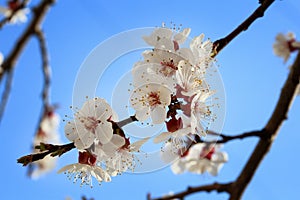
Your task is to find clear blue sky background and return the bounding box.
[0,0,300,199]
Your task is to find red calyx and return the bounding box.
[173,40,179,51]
[288,39,297,52]
[78,151,97,166]
[122,137,131,149]
[8,0,20,11]
[200,146,215,160]
[180,149,189,158]
[166,116,183,132]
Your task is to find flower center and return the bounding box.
[83,116,99,133]
[148,92,161,107]
[160,60,177,77]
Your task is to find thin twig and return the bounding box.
[215,130,264,143]
[116,115,138,127]
[17,142,75,166]
[212,0,275,57]
[0,69,14,122]
[191,130,263,145]
[35,28,51,107]
[151,182,232,200]
[0,0,55,82]
[0,0,55,121]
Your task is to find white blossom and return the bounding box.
[58,163,111,187]
[0,6,29,24]
[105,137,149,175]
[130,83,171,124]
[154,116,192,150]
[64,97,115,150]
[273,32,300,63]
[143,27,190,51]
[190,91,215,136]
[58,151,111,187]
[176,60,207,97]
[176,33,213,68]
[132,60,177,91]
[29,110,61,179]
[185,143,228,176]
[164,143,228,176]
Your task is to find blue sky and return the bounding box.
[0,0,300,199]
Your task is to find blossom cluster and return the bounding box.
[161,142,228,176]
[131,27,216,150]
[59,26,226,186]
[60,97,148,187]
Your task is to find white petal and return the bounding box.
[174,28,191,44]
[174,127,191,137]
[57,163,76,174]
[111,134,126,147]
[292,41,300,49]
[77,127,94,148]
[143,28,173,46]
[130,137,150,152]
[177,48,194,64]
[186,143,205,159]
[171,159,186,174]
[158,86,172,105]
[95,122,113,144]
[150,105,167,124]
[102,135,126,156]
[207,164,219,176]
[190,34,204,50]
[94,98,113,120]
[135,107,150,122]
[212,152,228,163]
[153,132,172,143]
[93,167,111,182]
[64,121,78,141]
[74,138,86,150]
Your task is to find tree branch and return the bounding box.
[229,51,300,200]
[212,0,275,57]
[150,182,232,200]
[207,130,264,143]
[0,0,55,121]
[0,0,55,80]
[116,115,138,127]
[17,142,75,166]
[35,28,51,107]
[0,69,14,122]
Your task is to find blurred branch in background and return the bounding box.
[0,0,55,122]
